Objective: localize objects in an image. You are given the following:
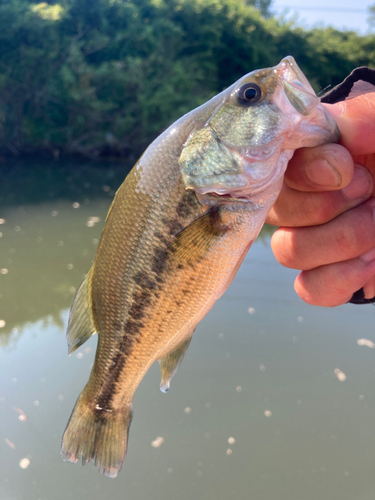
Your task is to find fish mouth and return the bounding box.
[276,56,317,97]
[274,56,341,144]
[191,139,291,201]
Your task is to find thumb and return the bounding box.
[324,94,375,155]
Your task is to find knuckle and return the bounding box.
[302,196,333,225]
[334,206,375,255]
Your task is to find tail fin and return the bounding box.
[61,394,133,478]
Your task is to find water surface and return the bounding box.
[1,161,375,500]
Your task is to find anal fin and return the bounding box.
[67,267,97,355]
[159,333,194,393]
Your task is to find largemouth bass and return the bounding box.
[61,56,339,478]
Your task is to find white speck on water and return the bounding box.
[14,226,21,231]
[0,320,5,328]
[228,437,235,444]
[19,458,30,469]
[103,185,110,192]
[218,333,224,339]
[264,410,272,417]
[67,264,74,270]
[236,386,242,393]
[58,395,64,401]
[184,407,191,414]
[5,438,15,449]
[51,211,58,217]
[92,238,99,245]
[260,364,266,372]
[57,240,64,246]
[84,347,91,353]
[359,394,365,400]
[86,216,101,228]
[297,316,304,323]
[0,232,2,237]
[0,219,5,224]
[357,338,375,348]
[334,368,347,382]
[69,287,76,294]
[248,307,256,314]
[1,268,9,274]
[12,378,17,383]
[33,401,39,406]
[226,449,232,455]
[18,415,27,422]
[72,202,80,208]
[151,437,164,448]
[167,468,173,473]
[76,352,83,359]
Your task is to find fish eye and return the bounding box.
[237,83,262,106]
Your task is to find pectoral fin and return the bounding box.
[167,205,229,264]
[159,333,194,393]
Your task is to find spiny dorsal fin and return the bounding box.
[159,333,194,393]
[67,268,97,355]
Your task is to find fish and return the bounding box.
[61,56,340,478]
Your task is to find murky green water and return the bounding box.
[1,161,375,500]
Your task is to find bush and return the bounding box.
[0,0,374,158]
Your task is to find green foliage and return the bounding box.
[0,0,375,158]
[368,3,375,31]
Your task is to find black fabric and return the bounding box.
[348,288,375,305]
[321,67,375,104]
[321,66,375,304]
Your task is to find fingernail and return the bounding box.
[342,167,372,201]
[324,103,344,118]
[364,276,375,299]
[305,158,342,187]
[360,246,375,262]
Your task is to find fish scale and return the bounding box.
[61,56,340,478]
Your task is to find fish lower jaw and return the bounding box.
[194,149,293,203]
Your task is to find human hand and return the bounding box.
[267,93,375,306]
